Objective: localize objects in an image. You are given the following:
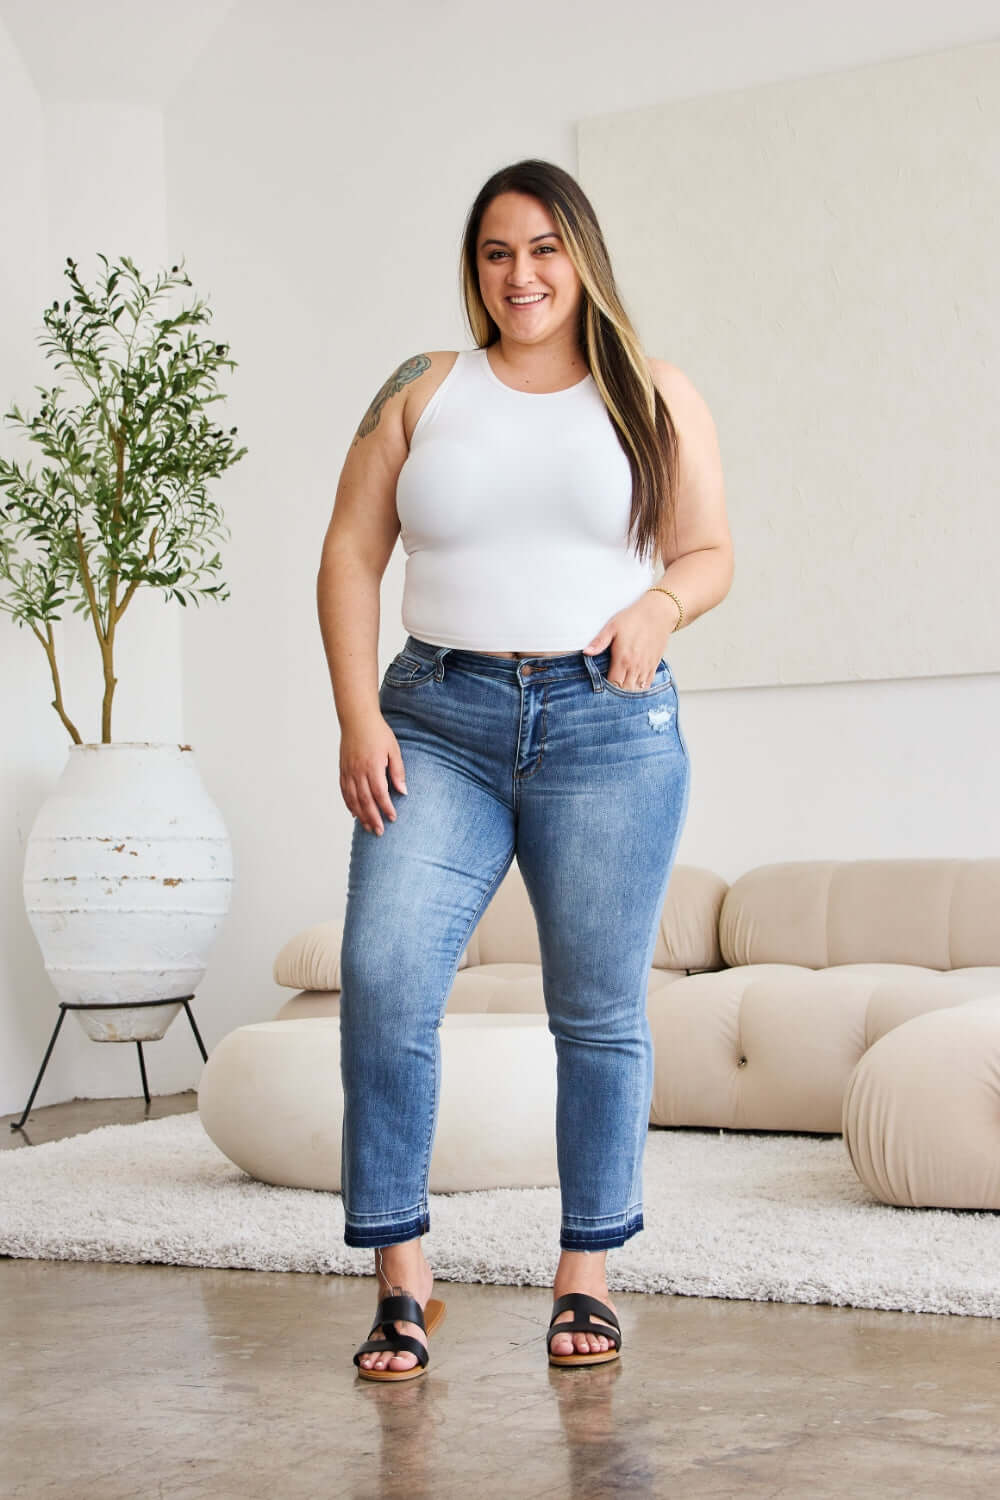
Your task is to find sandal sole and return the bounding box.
[549,1347,621,1367]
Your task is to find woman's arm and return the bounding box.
[647,357,734,633]
[316,358,416,730]
[318,356,428,836]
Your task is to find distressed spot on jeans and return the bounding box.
[648,704,674,733]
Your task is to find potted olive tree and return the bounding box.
[1,254,247,1076]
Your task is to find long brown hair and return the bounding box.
[459,159,679,568]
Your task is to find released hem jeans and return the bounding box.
[339,633,691,1254]
[559,1210,646,1252]
[342,1209,431,1250]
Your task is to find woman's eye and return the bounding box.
[486,246,556,260]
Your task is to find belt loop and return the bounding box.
[433,646,452,681]
[582,651,604,693]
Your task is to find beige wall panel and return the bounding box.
[579,41,1000,688]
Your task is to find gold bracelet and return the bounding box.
[647,585,684,630]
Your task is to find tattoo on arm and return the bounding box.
[352,354,431,445]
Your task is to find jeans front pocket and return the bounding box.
[599,658,674,698]
[382,651,438,689]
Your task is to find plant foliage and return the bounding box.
[0,254,247,742]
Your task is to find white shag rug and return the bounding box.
[2,1113,998,1318]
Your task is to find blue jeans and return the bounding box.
[339,634,691,1251]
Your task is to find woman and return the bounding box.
[316,159,733,1381]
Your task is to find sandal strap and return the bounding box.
[547,1318,621,1352]
[368,1293,426,1333]
[549,1292,621,1334]
[353,1292,431,1368]
[353,1332,428,1368]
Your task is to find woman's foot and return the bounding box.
[356,1245,434,1374]
[549,1249,618,1357]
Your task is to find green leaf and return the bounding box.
[0,252,246,710]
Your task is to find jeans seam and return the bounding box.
[600,671,674,700]
[344,1213,429,1248]
[560,1205,645,1227]
[415,838,517,1221]
[560,1213,645,1250]
[346,1201,427,1223]
[383,670,436,689]
[515,683,548,783]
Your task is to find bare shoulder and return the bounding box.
[320,351,462,575]
[646,354,724,470]
[400,350,461,447]
[348,351,451,445]
[646,357,715,428]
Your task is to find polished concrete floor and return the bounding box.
[3,1092,999,1500]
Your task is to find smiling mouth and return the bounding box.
[507,294,547,306]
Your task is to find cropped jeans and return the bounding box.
[338,634,691,1252]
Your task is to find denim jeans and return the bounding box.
[339,634,691,1251]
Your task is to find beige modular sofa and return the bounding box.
[209,859,1000,1210]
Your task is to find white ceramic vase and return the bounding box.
[22,742,233,1042]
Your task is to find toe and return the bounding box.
[549,1304,618,1358]
[358,1308,429,1374]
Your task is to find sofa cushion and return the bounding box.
[272,861,725,993]
[273,959,690,1024]
[843,995,1000,1208]
[273,920,343,993]
[647,963,1000,1133]
[719,858,1000,970]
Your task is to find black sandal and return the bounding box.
[547,1292,622,1367]
[353,1291,447,1382]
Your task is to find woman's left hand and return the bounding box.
[582,592,679,690]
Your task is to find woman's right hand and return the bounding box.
[339,712,408,836]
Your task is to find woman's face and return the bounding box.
[476,191,583,346]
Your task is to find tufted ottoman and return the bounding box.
[198,1013,558,1192]
[842,995,1000,1209]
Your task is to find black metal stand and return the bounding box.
[9,995,208,1133]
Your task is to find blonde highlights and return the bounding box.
[459,159,679,568]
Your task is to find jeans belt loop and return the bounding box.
[582,652,604,693]
[433,646,451,681]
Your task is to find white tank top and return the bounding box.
[394,346,658,650]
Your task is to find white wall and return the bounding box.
[0,31,185,1110]
[0,13,53,1116]
[3,0,999,1114]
